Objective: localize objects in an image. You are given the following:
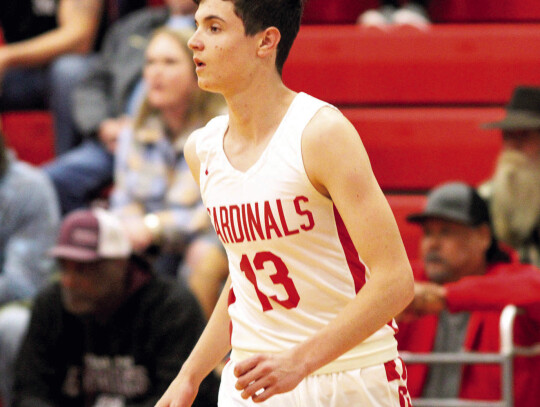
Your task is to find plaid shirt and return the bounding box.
[110,117,211,251]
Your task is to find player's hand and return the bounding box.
[233,350,308,403]
[154,374,199,407]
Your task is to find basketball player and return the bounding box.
[155,0,414,406]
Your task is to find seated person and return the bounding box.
[397,181,540,406]
[0,0,104,156]
[358,0,430,27]
[9,208,220,407]
[479,86,540,267]
[109,27,228,309]
[0,129,60,304]
[0,129,60,406]
[44,0,198,214]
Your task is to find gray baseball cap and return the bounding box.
[407,182,490,226]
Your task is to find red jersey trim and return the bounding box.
[228,287,236,344]
[333,205,367,293]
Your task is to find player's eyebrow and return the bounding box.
[195,14,226,25]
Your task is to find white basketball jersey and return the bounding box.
[195,92,398,373]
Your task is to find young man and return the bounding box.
[156,0,414,406]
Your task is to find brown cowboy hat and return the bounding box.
[483,86,540,130]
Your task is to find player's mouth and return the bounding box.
[194,57,206,72]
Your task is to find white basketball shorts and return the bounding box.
[218,357,412,407]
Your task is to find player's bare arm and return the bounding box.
[184,132,202,187]
[156,132,230,407]
[233,107,415,403]
[155,277,233,407]
[0,0,103,69]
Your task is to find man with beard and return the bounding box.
[479,86,540,266]
[397,181,540,406]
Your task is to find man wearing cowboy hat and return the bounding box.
[479,85,540,266]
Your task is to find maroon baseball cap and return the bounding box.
[49,208,132,262]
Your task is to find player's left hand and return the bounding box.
[233,350,308,403]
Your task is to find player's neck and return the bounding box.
[225,79,296,143]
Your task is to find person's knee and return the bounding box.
[183,238,228,318]
[184,238,228,275]
[0,306,30,407]
[49,55,93,87]
[0,305,30,356]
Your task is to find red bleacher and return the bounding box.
[1,111,55,165]
[283,24,540,106]
[430,0,540,23]
[302,0,540,24]
[302,0,376,25]
[343,107,504,191]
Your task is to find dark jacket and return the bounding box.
[73,7,170,137]
[12,261,219,407]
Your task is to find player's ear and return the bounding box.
[257,27,281,58]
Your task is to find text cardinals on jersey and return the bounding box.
[206,196,315,244]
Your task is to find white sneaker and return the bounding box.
[357,5,396,27]
[392,3,431,27]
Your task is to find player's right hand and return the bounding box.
[154,374,199,407]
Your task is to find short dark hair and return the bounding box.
[194,0,305,75]
[0,130,8,177]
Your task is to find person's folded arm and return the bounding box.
[0,0,103,69]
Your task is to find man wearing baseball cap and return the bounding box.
[396,182,540,406]
[479,85,540,266]
[9,208,220,407]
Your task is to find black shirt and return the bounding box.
[0,0,58,43]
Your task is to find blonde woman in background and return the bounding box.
[110,28,228,318]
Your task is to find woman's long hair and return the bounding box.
[133,27,225,135]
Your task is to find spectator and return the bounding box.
[0,0,104,156]
[9,208,220,407]
[0,129,60,406]
[0,129,60,304]
[479,86,540,267]
[44,0,197,214]
[109,27,227,293]
[397,181,540,406]
[358,0,430,27]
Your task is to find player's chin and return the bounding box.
[196,77,220,94]
[196,77,212,90]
